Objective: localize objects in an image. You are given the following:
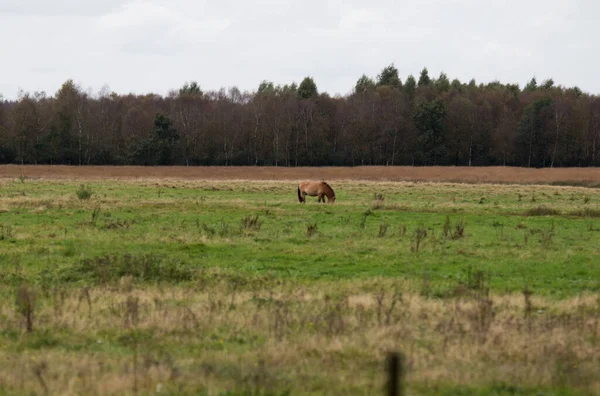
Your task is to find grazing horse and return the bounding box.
[297,180,336,203]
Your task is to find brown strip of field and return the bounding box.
[2,165,600,184]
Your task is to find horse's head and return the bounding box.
[322,181,336,203]
[328,190,336,203]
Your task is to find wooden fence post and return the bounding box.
[386,351,405,396]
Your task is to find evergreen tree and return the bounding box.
[179,81,203,96]
[355,74,375,93]
[132,114,180,165]
[413,99,447,165]
[451,78,463,92]
[524,77,538,92]
[418,67,431,86]
[516,97,553,167]
[404,75,416,97]
[435,72,450,92]
[297,77,318,99]
[258,80,275,94]
[376,64,402,88]
[541,78,554,90]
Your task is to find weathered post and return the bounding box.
[386,351,405,396]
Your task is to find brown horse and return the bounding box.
[297,180,336,203]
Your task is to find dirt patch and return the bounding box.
[3,165,600,185]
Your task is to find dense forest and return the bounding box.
[1,65,599,167]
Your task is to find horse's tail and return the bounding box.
[297,185,303,202]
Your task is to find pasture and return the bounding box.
[0,167,598,395]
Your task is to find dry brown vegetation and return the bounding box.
[0,275,598,395]
[5,165,600,185]
[2,171,600,394]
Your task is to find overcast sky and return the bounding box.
[1,0,598,100]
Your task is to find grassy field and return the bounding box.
[0,174,599,395]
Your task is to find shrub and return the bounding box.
[15,284,36,332]
[60,254,195,284]
[569,208,600,218]
[241,215,262,231]
[306,222,318,237]
[76,184,93,200]
[524,206,560,216]
[378,222,389,237]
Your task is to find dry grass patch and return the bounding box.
[0,278,597,395]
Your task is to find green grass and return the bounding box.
[0,178,599,395]
[1,179,599,297]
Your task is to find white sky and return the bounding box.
[1,0,598,100]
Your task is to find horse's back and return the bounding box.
[299,180,332,192]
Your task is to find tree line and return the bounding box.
[1,65,599,167]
